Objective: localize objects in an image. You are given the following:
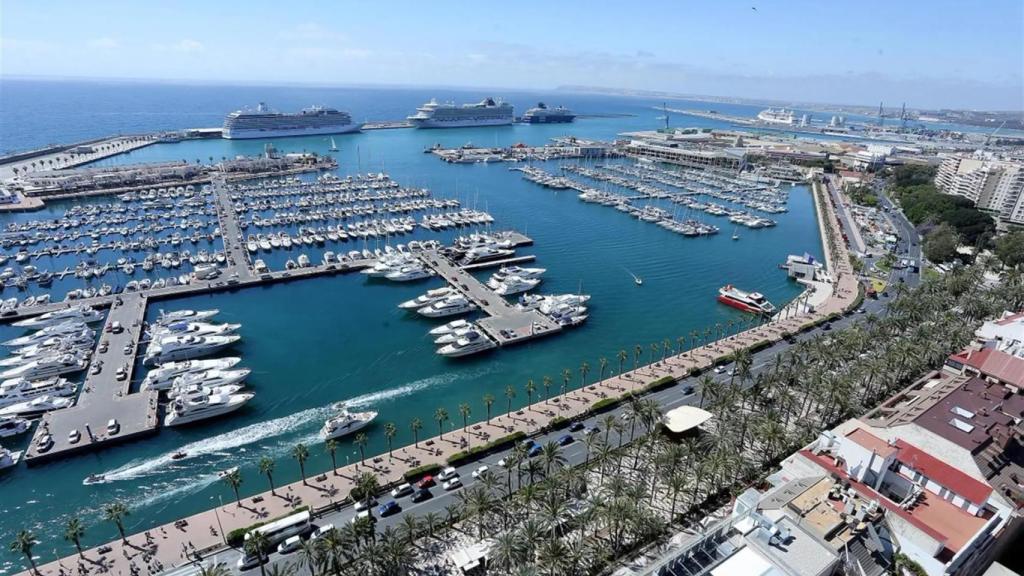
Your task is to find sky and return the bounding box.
[1,0,1022,110]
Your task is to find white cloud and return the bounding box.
[88,37,120,50]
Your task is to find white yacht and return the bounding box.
[385,266,434,282]
[0,415,31,438]
[517,293,591,311]
[143,367,250,393]
[144,334,240,366]
[12,332,94,357]
[437,331,496,357]
[0,354,87,380]
[5,322,91,348]
[156,309,220,326]
[148,321,240,340]
[0,446,22,471]
[418,295,478,318]
[0,395,74,418]
[428,318,472,336]
[13,306,103,329]
[167,382,244,400]
[398,287,456,310]
[0,377,76,408]
[0,341,89,366]
[433,324,480,345]
[460,245,514,265]
[320,406,378,440]
[486,266,546,289]
[493,275,541,296]
[164,389,254,426]
[140,357,242,390]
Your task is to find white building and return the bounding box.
[935,154,1024,225]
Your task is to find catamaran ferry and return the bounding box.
[223,103,362,139]
[717,285,776,315]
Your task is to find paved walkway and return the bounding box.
[22,178,859,576]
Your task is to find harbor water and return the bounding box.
[0,81,823,567]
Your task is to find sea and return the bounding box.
[0,79,834,567]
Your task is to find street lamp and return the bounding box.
[213,496,226,545]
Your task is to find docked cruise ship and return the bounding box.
[222,103,362,139]
[756,108,797,126]
[407,98,514,128]
[521,102,576,124]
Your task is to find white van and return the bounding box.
[277,535,302,554]
[438,466,458,481]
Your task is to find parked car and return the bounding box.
[277,536,302,554]
[354,497,377,512]
[557,434,574,446]
[311,524,335,540]
[471,465,489,479]
[351,509,375,524]
[568,422,586,432]
[411,488,432,502]
[417,475,435,488]
[438,466,458,481]
[443,478,463,491]
[390,483,413,498]
[377,501,400,517]
[527,444,543,458]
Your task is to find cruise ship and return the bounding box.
[717,285,776,315]
[520,102,576,124]
[756,108,796,126]
[222,103,362,139]
[407,98,514,128]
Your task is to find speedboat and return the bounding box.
[0,446,22,471]
[486,266,546,289]
[155,309,220,326]
[493,275,541,296]
[163,389,254,426]
[437,331,496,357]
[399,287,456,310]
[4,322,91,348]
[140,357,243,390]
[13,305,103,329]
[428,318,471,336]
[0,377,76,408]
[144,334,240,366]
[418,296,477,318]
[143,367,249,392]
[82,474,108,485]
[320,406,378,440]
[0,395,74,418]
[0,415,31,438]
[0,354,88,380]
[148,321,240,340]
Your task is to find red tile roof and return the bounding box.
[995,311,1024,326]
[894,440,993,504]
[950,348,1024,388]
[847,427,898,457]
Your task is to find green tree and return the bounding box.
[292,443,310,484]
[258,456,276,494]
[505,384,516,416]
[410,417,423,447]
[483,393,495,422]
[222,467,244,507]
[64,517,86,558]
[103,501,130,543]
[996,231,1024,268]
[458,403,472,431]
[525,379,536,409]
[354,432,368,465]
[325,439,339,473]
[434,407,449,439]
[383,422,397,457]
[9,530,37,574]
[923,222,960,263]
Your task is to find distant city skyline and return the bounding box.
[1,0,1021,110]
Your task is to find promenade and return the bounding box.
[21,177,859,576]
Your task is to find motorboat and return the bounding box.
[148,321,240,340]
[398,286,455,310]
[143,367,250,392]
[13,306,103,329]
[0,354,88,380]
[517,293,591,311]
[428,318,472,336]
[83,473,109,485]
[155,309,220,326]
[493,275,541,296]
[486,266,546,289]
[437,331,496,357]
[460,245,514,265]
[433,324,480,345]
[12,331,94,357]
[140,357,242,390]
[320,406,378,440]
[418,295,478,318]
[0,395,75,418]
[144,334,240,366]
[164,389,254,426]
[0,415,30,438]
[717,285,776,315]
[167,382,244,400]
[0,377,76,408]
[0,446,22,471]
[385,266,434,282]
[0,340,90,366]
[4,322,91,348]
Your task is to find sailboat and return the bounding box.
[329,137,339,152]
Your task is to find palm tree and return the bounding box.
[599,357,609,382]
[410,417,423,447]
[580,361,590,387]
[197,563,232,576]
[490,530,526,572]
[383,422,397,457]
[292,443,310,484]
[103,501,130,542]
[353,471,379,508]
[258,456,276,494]
[243,530,270,576]
[354,432,368,465]
[64,516,86,558]
[325,439,339,473]
[505,384,516,416]
[222,467,244,507]
[483,393,495,422]
[295,538,320,576]
[458,402,472,434]
[9,530,37,574]
[560,368,571,396]
[617,349,628,375]
[434,407,449,439]
[525,379,536,409]
[634,344,643,371]
[542,375,552,403]
[540,441,566,476]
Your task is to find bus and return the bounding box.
[238,510,311,568]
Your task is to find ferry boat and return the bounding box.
[223,103,362,139]
[717,285,776,315]
[521,102,576,124]
[408,98,514,128]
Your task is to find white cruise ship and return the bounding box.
[223,103,362,139]
[756,108,797,126]
[408,98,514,128]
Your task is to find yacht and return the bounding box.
[148,321,240,340]
[13,306,103,329]
[486,266,546,289]
[0,377,76,408]
[0,446,22,471]
[437,331,496,357]
[0,395,74,418]
[320,406,378,440]
[460,245,514,265]
[717,285,776,315]
[418,296,478,318]
[0,354,88,380]
[0,415,31,438]
[144,334,241,366]
[164,389,254,426]
[517,293,591,311]
[493,275,541,296]
[155,309,220,326]
[428,318,472,336]
[1,340,89,366]
[12,332,94,357]
[140,357,242,391]
[398,287,456,310]
[5,322,91,348]
[385,266,434,282]
[167,382,244,400]
[433,324,480,345]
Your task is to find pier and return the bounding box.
[24,293,160,465]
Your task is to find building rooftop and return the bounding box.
[848,427,899,458]
[893,439,994,503]
[913,377,1023,454]
[950,348,1024,389]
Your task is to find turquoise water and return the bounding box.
[0,98,822,569]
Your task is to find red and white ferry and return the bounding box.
[717,285,776,315]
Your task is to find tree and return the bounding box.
[599,357,609,382]
[383,422,397,457]
[505,384,516,416]
[243,530,270,576]
[222,467,244,507]
[410,417,423,447]
[996,231,1024,269]
[197,563,232,576]
[10,530,37,574]
[560,368,571,396]
[617,349,628,375]
[258,456,276,494]
[483,393,495,422]
[352,471,380,507]
[458,403,472,432]
[354,433,368,465]
[542,376,552,403]
[923,222,960,263]
[434,407,449,439]
[525,379,536,409]
[325,439,339,473]
[634,344,643,371]
[64,516,86,558]
[292,443,310,484]
[580,361,590,386]
[103,501,130,543]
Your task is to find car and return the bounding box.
[557,434,574,446]
[443,478,462,491]
[417,475,435,488]
[682,385,695,395]
[90,364,102,375]
[107,419,120,435]
[471,465,489,479]
[713,365,726,374]
[527,444,543,458]
[823,323,832,331]
[584,426,600,436]
[390,482,413,498]
[568,421,586,432]
[311,524,335,540]
[108,321,124,334]
[354,497,377,512]
[438,466,458,481]
[236,554,265,570]
[497,456,510,467]
[377,501,400,517]
[411,488,432,502]
[277,535,302,554]
[68,429,81,444]
[351,509,376,524]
